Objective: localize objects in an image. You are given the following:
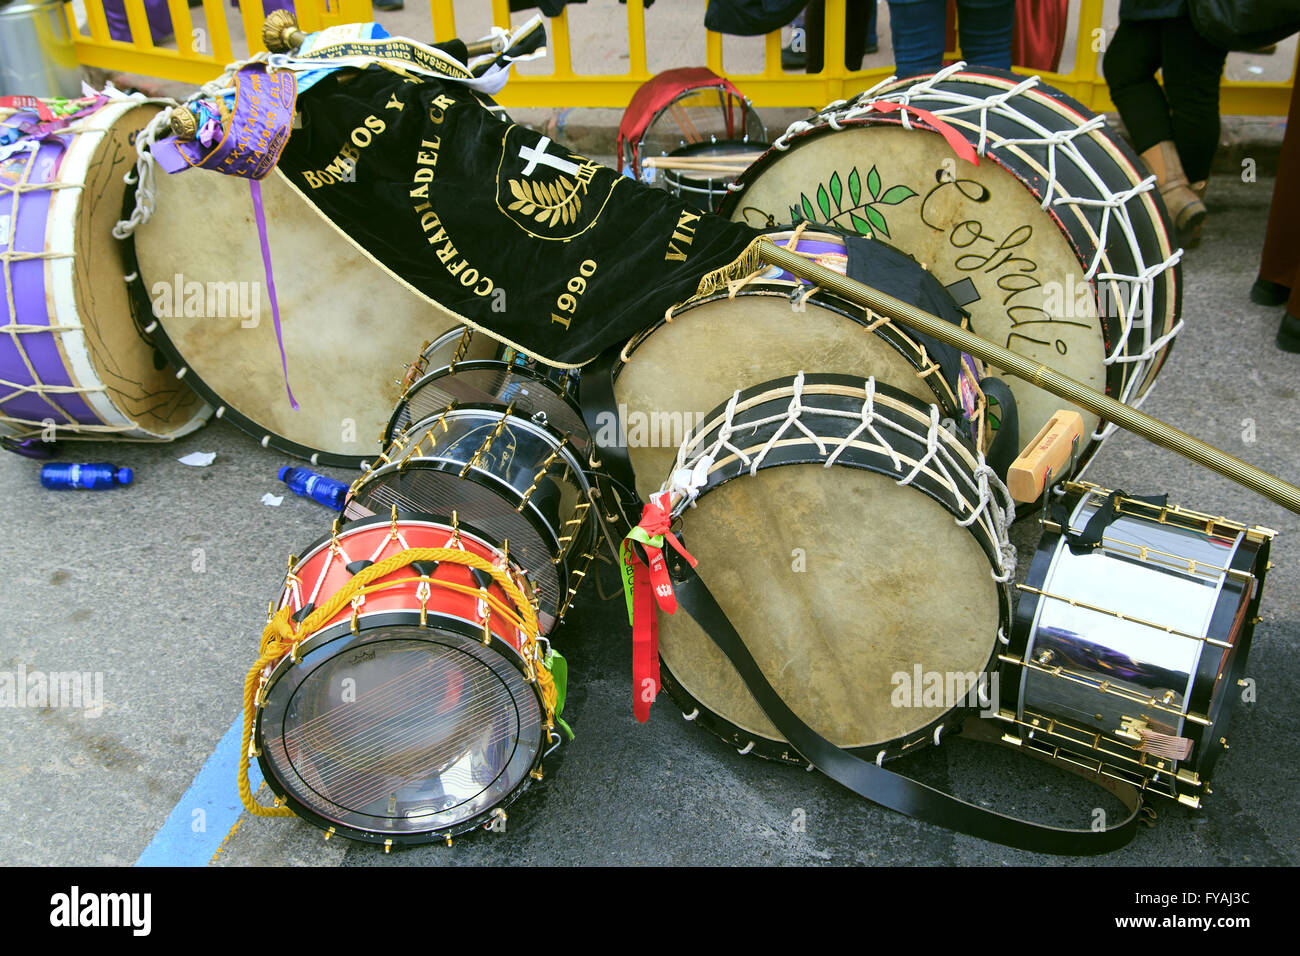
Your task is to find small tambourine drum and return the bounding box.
[721,67,1182,476]
[614,227,969,500]
[1,98,210,442]
[254,513,557,846]
[1000,483,1275,808]
[122,150,469,467]
[658,140,768,212]
[388,328,586,457]
[657,372,1015,763]
[347,405,595,630]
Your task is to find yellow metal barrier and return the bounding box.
[70,0,1294,115]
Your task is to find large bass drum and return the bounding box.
[121,148,468,468]
[612,227,977,500]
[1,97,209,444]
[655,373,1015,763]
[721,66,1182,475]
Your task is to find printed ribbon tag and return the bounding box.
[151,64,297,179]
[621,492,697,722]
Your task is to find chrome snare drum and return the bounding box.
[999,482,1274,807]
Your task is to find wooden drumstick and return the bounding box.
[755,239,1300,516]
[1006,410,1084,503]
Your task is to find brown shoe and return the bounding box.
[1141,142,1207,248]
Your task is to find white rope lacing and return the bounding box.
[663,375,1017,583]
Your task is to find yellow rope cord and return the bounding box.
[238,546,553,818]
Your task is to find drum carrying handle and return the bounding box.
[662,552,1147,855]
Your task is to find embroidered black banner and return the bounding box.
[276,66,761,366]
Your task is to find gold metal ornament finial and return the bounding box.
[169,107,199,141]
[262,9,304,53]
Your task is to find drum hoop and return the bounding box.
[386,359,589,453]
[617,283,961,417]
[287,511,528,609]
[635,85,766,175]
[255,610,545,845]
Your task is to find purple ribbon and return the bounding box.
[152,65,296,180]
[250,179,298,411]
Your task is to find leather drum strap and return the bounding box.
[664,552,1146,856]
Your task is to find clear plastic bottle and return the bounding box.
[40,463,133,490]
[278,466,348,510]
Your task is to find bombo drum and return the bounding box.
[347,404,596,631]
[656,373,1015,762]
[999,483,1274,807]
[613,227,976,499]
[1,97,209,442]
[722,66,1182,475]
[122,150,469,467]
[253,512,561,846]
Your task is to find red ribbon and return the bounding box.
[864,101,979,167]
[628,493,697,723]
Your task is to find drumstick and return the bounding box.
[642,154,761,166]
[642,160,749,176]
[755,239,1300,516]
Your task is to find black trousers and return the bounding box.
[1102,15,1228,183]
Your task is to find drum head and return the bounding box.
[615,288,955,499]
[662,462,1001,749]
[131,166,465,465]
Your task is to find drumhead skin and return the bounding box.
[721,68,1181,471]
[127,165,466,467]
[657,374,1014,761]
[614,234,963,500]
[1,99,209,440]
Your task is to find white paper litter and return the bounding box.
[1248,65,1264,74]
[261,493,284,507]
[177,452,217,467]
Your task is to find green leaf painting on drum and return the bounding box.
[790,164,917,238]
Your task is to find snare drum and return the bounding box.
[122,150,467,467]
[999,483,1274,807]
[387,329,586,456]
[1,98,209,442]
[613,227,972,500]
[254,512,559,846]
[656,373,1015,762]
[722,67,1182,474]
[346,405,596,630]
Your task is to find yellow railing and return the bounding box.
[70,0,1294,115]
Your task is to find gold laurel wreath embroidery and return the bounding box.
[508,177,582,227]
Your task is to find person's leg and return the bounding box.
[954,0,1014,70]
[845,0,872,69]
[1102,19,1170,154]
[886,0,948,77]
[805,0,826,72]
[866,0,879,51]
[1157,17,1227,185]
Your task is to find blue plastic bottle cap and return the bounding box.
[116,467,134,486]
[278,465,291,481]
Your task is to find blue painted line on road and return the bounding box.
[135,712,262,867]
